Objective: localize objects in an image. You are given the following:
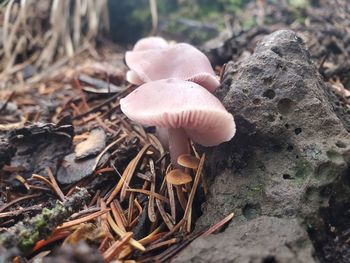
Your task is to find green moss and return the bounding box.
[0,188,90,255]
[326,151,345,165]
[244,183,265,202]
[294,158,313,180]
[250,184,264,192]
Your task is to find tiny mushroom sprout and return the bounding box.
[120,78,235,167]
[125,43,220,92]
[166,169,193,185]
[126,37,169,85]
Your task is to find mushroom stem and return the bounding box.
[156,127,170,149]
[168,128,190,168]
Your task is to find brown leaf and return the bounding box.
[63,223,96,245]
[75,129,106,160]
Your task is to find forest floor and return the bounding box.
[0,1,349,262]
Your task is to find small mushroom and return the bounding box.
[126,37,168,85]
[166,169,192,185]
[177,154,200,169]
[125,43,220,92]
[120,78,235,166]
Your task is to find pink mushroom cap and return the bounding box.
[126,37,169,84]
[120,79,235,146]
[125,43,220,92]
[133,36,169,51]
[126,70,144,85]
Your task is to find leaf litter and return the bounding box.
[0,48,233,262]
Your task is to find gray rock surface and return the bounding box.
[174,217,316,263]
[176,30,350,262]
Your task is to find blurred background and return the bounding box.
[109,0,311,44]
[0,0,348,87]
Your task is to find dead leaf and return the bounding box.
[57,152,109,184]
[75,129,106,160]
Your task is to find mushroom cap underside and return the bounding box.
[120,79,235,146]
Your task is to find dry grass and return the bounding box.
[0,0,109,88]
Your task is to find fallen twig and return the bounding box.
[0,188,90,256]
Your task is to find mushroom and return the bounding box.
[126,37,169,85]
[125,43,220,92]
[126,70,143,86]
[133,36,168,51]
[177,154,200,169]
[166,169,192,185]
[120,78,235,166]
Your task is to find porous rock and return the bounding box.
[174,217,315,263]
[177,30,350,262]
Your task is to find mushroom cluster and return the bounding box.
[125,37,220,92]
[121,37,235,170]
[126,37,169,85]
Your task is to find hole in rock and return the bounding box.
[263,89,276,99]
[253,98,261,105]
[271,46,282,57]
[294,128,302,135]
[263,256,277,263]
[335,141,346,148]
[286,145,293,151]
[277,98,295,115]
[242,203,262,219]
[283,174,292,179]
